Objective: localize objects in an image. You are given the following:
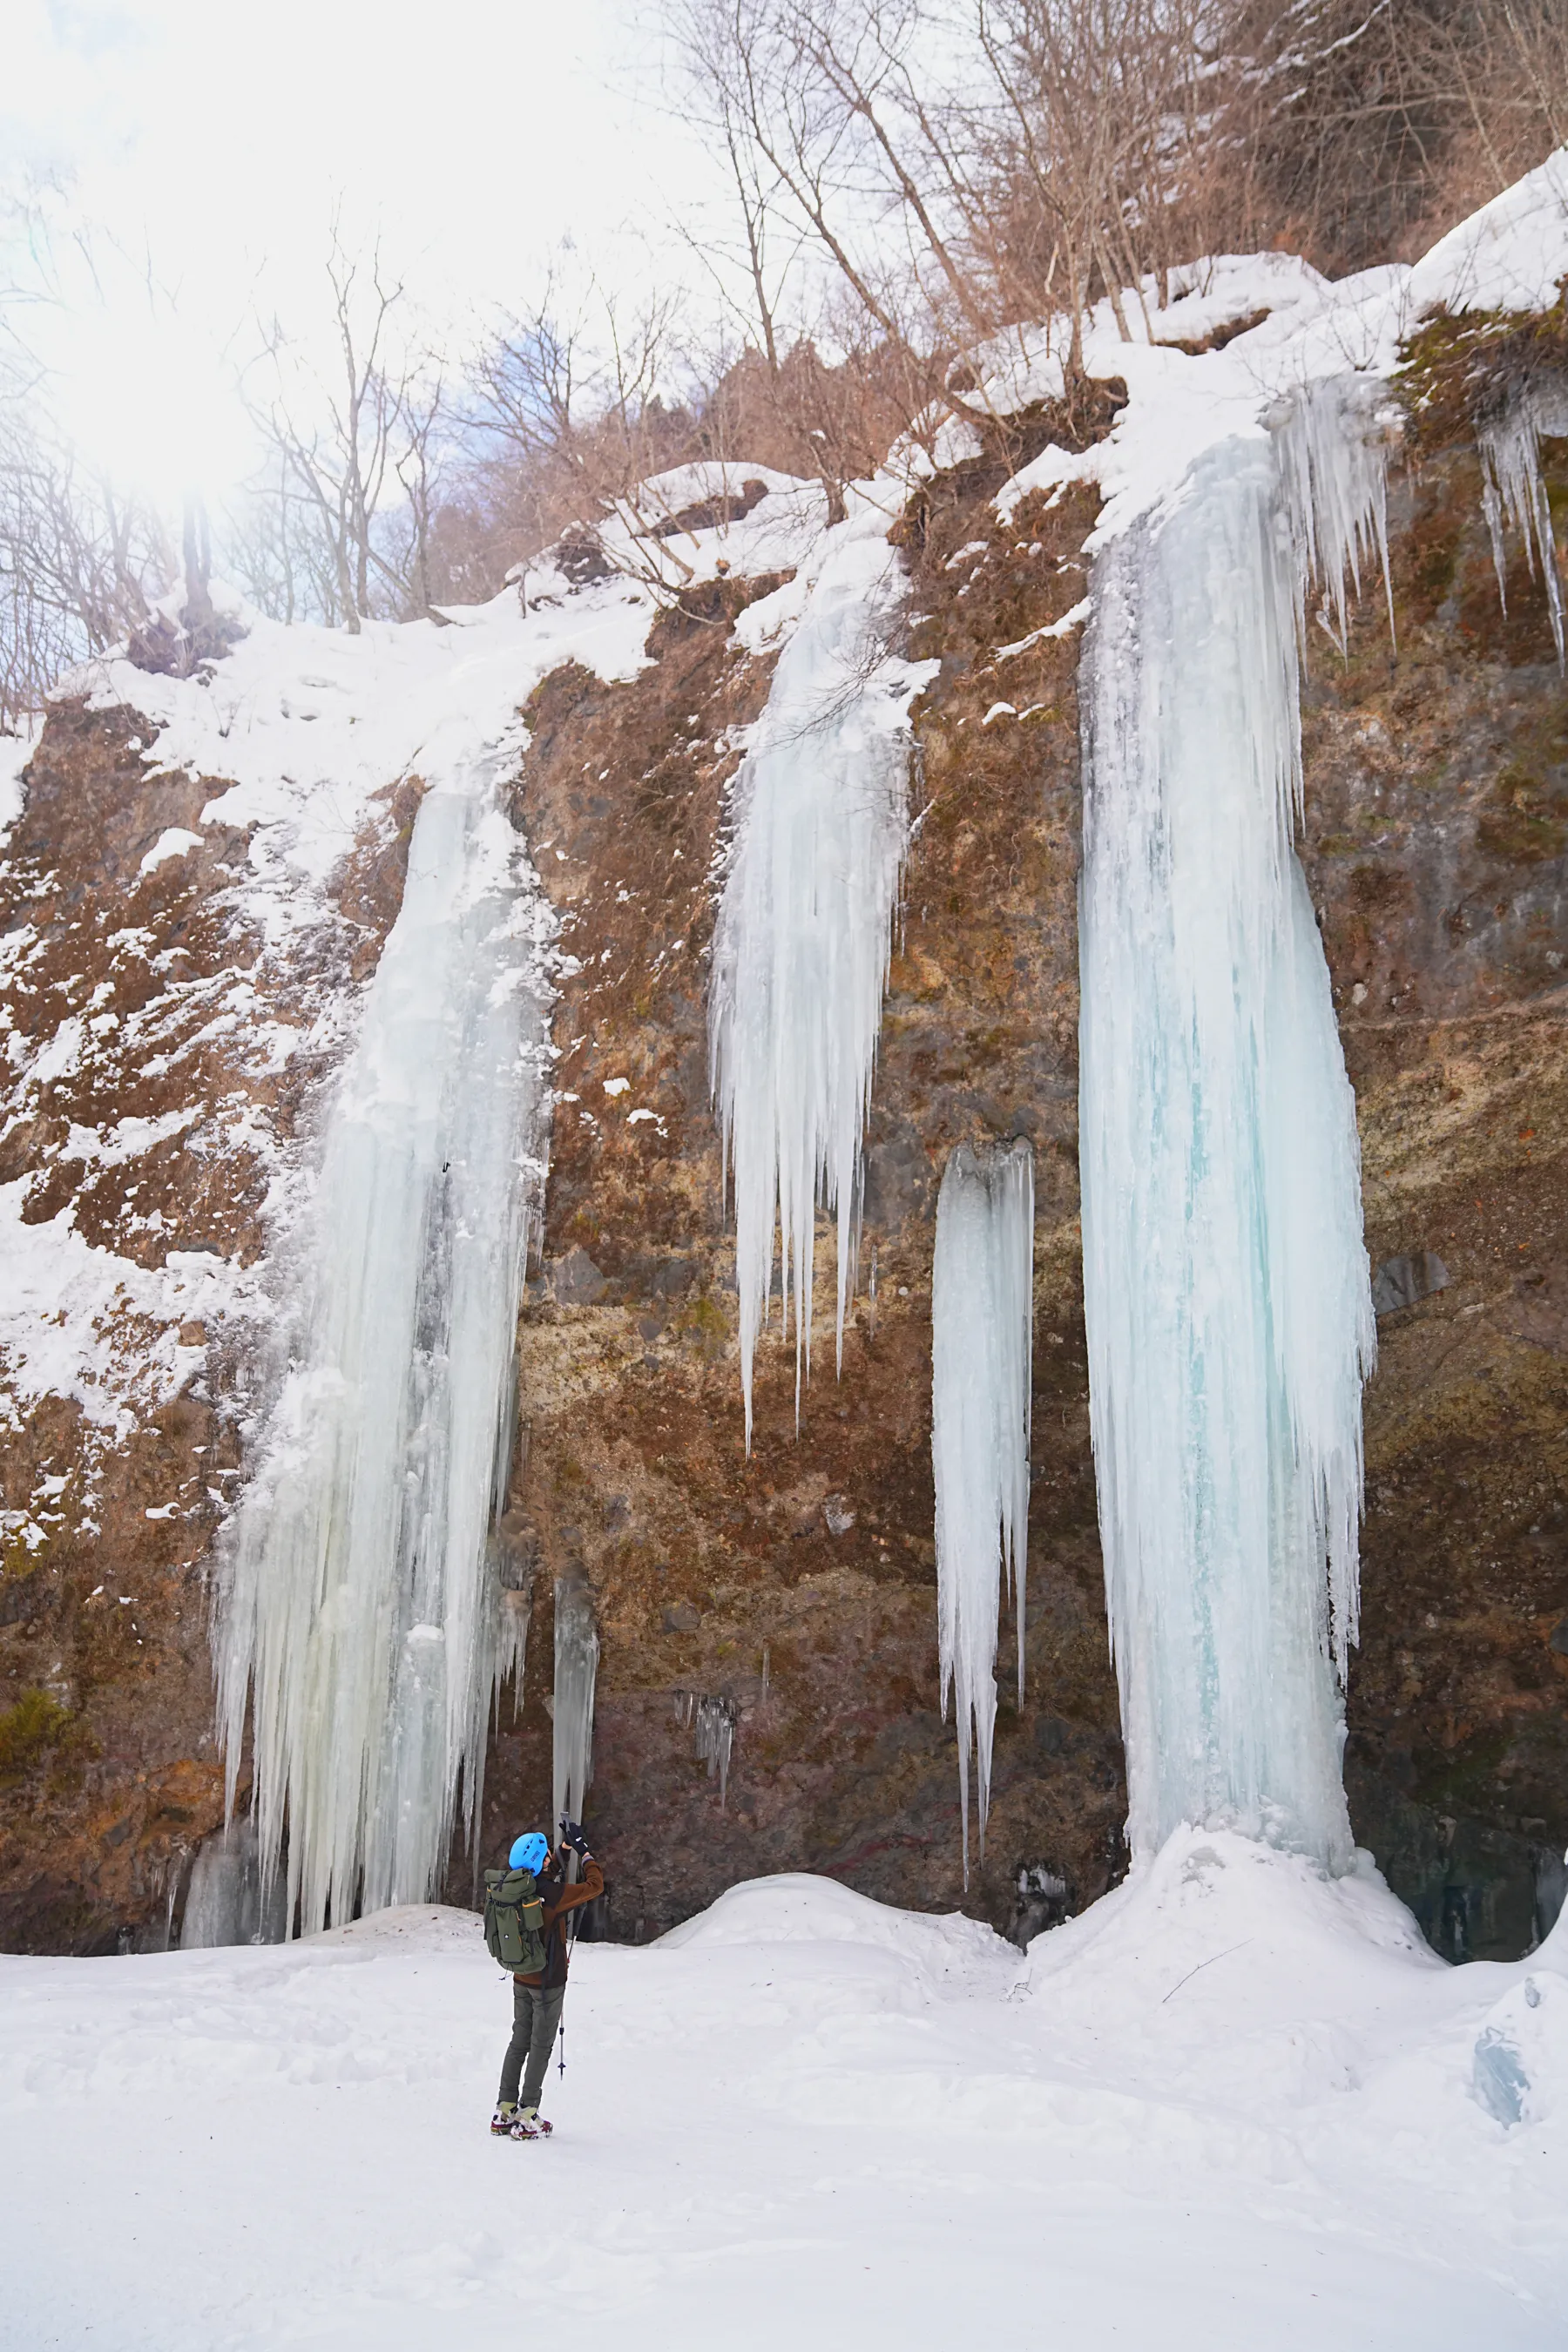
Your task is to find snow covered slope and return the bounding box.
[1,1841,1564,2348]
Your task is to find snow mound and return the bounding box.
[1028,1828,1442,2095]
[657,1869,1007,1974]
[312,1902,483,1951]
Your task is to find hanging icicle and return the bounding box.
[552,1574,599,1836]
[931,1138,1034,1887]
[1477,382,1567,668]
[215,752,551,1936]
[674,1690,739,1806]
[1078,383,1379,1874]
[709,501,936,1449]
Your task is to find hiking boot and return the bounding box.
[510,2107,553,2139]
[490,2103,518,2136]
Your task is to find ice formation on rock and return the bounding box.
[1477,382,1567,667]
[1078,391,1380,1872]
[215,754,551,1935]
[675,1689,739,1806]
[709,503,935,1446]
[931,1139,1034,1884]
[551,1573,599,1839]
[179,1819,289,1949]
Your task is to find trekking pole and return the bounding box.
[559,1911,573,2077]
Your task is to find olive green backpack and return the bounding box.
[483,1866,547,1976]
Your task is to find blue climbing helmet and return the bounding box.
[510,1831,550,1873]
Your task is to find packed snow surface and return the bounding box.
[3,1835,1565,2348]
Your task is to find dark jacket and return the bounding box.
[515,1851,604,1990]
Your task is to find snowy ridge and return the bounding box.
[930,1139,1034,1883]
[709,479,936,1445]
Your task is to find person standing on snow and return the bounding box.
[489,1817,603,2139]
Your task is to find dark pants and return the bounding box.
[498,1980,564,2112]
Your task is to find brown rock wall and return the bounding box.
[1299,404,1568,1956]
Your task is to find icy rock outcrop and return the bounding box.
[931,1139,1034,1883]
[216,755,551,1936]
[1078,390,1379,1873]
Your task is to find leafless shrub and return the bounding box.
[1208,0,1568,274]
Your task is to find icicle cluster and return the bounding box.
[931,1139,1034,1886]
[1477,382,1567,668]
[675,1690,739,1806]
[709,517,932,1447]
[551,1574,599,1836]
[216,756,551,1935]
[1078,386,1379,1873]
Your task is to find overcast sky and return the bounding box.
[4,0,723,498]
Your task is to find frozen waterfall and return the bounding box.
[710,508,935,1446]
[216,753,551,1936]
[931,1139,1034,1885]
[1078,390,1379,1872]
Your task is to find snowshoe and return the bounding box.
[510,2108,553,2139]
[490,2103,518,2136]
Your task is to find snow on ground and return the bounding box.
[2,1833,1564,2349]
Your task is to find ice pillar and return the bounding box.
[1078,403,1377,1871]
[931,1139,1034,1884]
[709,517,932,1447]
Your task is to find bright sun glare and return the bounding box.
[48,299,255,510]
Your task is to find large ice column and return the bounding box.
[216,754,551,1936]
[1078,395,1378,1872]
[931,1139,1035,1884]
[551,1573,599,1836]
[709,512,934,1446]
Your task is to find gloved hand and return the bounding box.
[558,1815,591,1861]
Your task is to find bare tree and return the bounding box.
[0,404,175,722]
[240,224,444,629]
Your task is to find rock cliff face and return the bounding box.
[1299,400,1568,1960]
[0,697,421,1948]
[1,375,1563,1958]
